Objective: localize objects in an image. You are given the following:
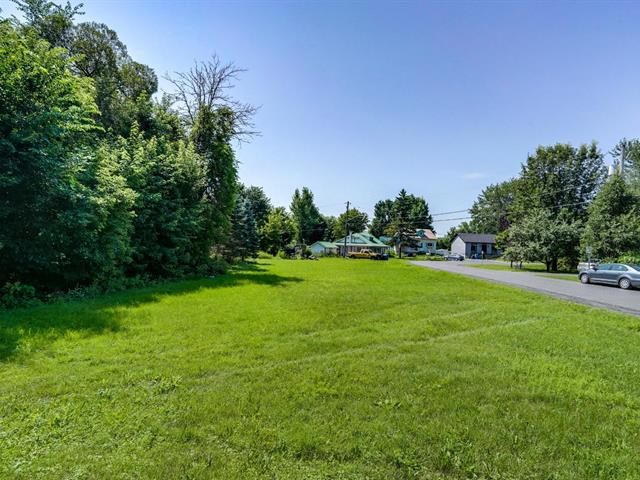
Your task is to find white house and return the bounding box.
[309,241,338,256]
[381,229,438,255]
[451,233,498,258]
[333,232,391,256]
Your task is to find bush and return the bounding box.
[557,257,578,272]
[617,254,640,265]
[0,282,40,309]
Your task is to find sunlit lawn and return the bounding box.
[1,258,639,478]
[469,261,579,281]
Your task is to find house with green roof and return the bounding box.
[309,241,338,256]
[332,232,391,257]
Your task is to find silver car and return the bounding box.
[578,263,640,290]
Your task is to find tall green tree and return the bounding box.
[371,193,433,237]
[240,184,272,229]
[505,209,581,272]
[370,199,394,238]
[469,179,517,233]
[610,138,640,194]
[190,106,238,248]
[0,20,108,290]
[290,187,322,244]
[11,0,82,48]
[117,125,209,277]
[333,208,369,239]
[261,207,295,255]
[407,194,433,230]
[581,173,640,260]
[385,189,416,258]
[227,194,259,260]
[321,215,337,241]
[513,143,605,220]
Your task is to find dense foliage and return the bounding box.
[290,187,323,244]
[466,143,615,270]
[581,173,640,260]
[0,5,259,304]
[332,208,369,239]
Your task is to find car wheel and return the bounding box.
[580,273,590,284]
[619,278,632,290]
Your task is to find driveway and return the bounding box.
[410,260,640,317]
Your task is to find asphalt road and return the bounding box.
[410,260,640,317]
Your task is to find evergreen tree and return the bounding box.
[243,198,260,259]
[240,184,272,229]
[385,189,416,258]
[227,195,259,260]
[290,187,322,244]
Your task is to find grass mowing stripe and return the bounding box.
[2,258,640,479]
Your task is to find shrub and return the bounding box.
[617,254,640,265]
[558,257,578,272]
[0,282,40,309]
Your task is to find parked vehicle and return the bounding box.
[577,260,600,271]
[445,253,464,261]
[348,249,384,260]
[578,263,640,290]
[435,249,449,257]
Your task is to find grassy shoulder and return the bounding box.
[1,258,639,478]
[469,261,579,282]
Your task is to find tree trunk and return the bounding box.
[398,243,402,259]
[545,260,551,272]
[551,257,558,272]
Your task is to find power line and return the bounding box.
[432,209,470,217]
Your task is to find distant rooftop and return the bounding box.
[456,233,497,244]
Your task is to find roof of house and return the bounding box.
[456,233,497,244]
[333,232,390,248]
[310,241,337,249]
[416,228,437,240]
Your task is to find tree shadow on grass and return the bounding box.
[0,269,303,362]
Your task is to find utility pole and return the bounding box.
[620,143,626,175]
[343,201,350,257]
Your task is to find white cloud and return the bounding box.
[461,172,489,180]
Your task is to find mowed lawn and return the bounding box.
[468,262,579,282]
[2,259,640,479]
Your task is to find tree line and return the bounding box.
[448,142,640,271]
[0,0,268,304]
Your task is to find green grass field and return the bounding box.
[2,258,640,479]
[469,262,579,281]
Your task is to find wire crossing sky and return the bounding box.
[5,0,640,232]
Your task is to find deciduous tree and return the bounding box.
[333,208,369,239]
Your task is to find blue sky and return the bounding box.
[5,0,640,233]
